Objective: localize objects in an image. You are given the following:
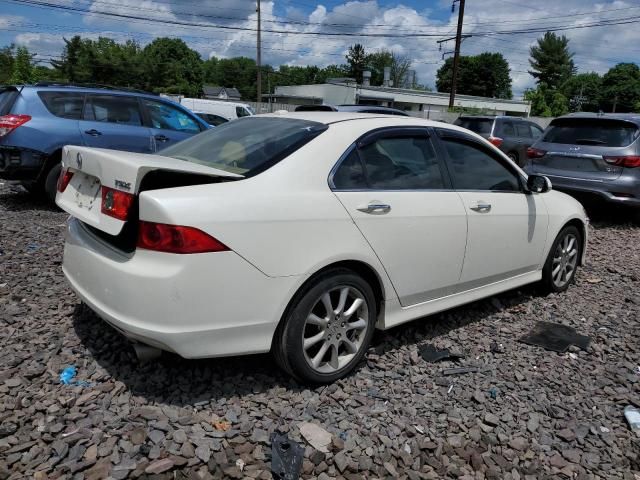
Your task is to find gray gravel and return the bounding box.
[1,182,640,479]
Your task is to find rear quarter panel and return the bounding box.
[138,120,398,298]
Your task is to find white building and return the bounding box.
[269,80,530,117]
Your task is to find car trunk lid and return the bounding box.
[56,145,242,236]
[530,145,625,181]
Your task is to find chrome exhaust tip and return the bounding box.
[132,343,162,363]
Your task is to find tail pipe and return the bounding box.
[132,343,162,363]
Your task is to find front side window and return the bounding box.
[236,106,251,118]
[442,138,521,192]
[333,135,446,190]
[160,117,327,176]
[142,99,201,133]
[500,120,515,136]
[84,95,142,126]
[39,92,84,120]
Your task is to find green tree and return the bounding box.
[436,52,512,99]
[0,45,15,84]
[141,38,203,96]
[529,32,576,90]
[365,49,393,86]
[345,43,367,83]
[10,46,34,83]
[204,56,257,100]
[600,63,640,113]
[524,87,552,117]
[560,72,602,112]
[52,36,92,83]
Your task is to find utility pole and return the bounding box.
[256,0,262,113]
[449,0,465,109]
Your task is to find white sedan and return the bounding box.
[56,112,588,383]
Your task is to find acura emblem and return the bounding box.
[76,152,83,169]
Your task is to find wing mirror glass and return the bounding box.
[527,174,551,193]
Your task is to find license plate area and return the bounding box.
[73,172,101,211]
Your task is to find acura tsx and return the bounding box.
[56,112,588,383]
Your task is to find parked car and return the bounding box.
[0,83,209,201]
[56,112,587,383]
[525,113,640,210]
[295,104,410,116]
[178,98,254,124]
[454,115,544,166]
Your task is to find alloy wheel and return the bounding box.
[302,285,369,374]
[551,232,579,288]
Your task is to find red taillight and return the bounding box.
[604,155,640,168]
[137,221,229,254]
[101,186,135,221]
[56,168,74,193]
[488,136,503,147]
[527,147,547,159]
[0,114,31,137]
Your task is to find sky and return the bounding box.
[1,0,640,97]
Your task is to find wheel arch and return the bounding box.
[273,259,387,344]
[562,218,587,266]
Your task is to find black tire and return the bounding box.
[507,151,519,165]
[273,268,377,384]
[43,162,61,204]
[541,225,582,293]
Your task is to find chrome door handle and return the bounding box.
[470,202,491,212]
[357,203,391,214]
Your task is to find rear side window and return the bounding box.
[500,120,516,136]
[38,91,84,119]
[515,122,532,138]
[0,88,18,115]
[333,136,446,190]
[530,123,544,139]
[160,117,327,176]
[543,119,640,147]
[84,95,142,126]
[454,118,493,134]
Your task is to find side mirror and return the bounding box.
[527,174,551,193]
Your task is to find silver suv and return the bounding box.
[526,113,640,209]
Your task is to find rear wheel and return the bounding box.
[273,268,376,384]
[507,151,519,165]
[541,225,582,293]
[43,162,61,204]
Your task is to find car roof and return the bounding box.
[13,83,160,98]
[335,105,409,115]
[262,111,467,130]
[556,112,640,126]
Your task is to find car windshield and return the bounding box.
[454,118,493,134]
[543,118,640,147]
[161,117,327,176]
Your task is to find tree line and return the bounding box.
[2,33,639,116]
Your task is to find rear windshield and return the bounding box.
[0,88,18,115]
[454,118,493,134]
[160,117,328,176]
[543,118,640,147]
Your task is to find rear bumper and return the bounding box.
[527,167,640,207]
[0,146,47,181]
[63,218,302,358]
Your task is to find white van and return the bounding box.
[178,98,255,126]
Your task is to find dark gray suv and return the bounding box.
[454,115,544,166]
[525,113,640,209]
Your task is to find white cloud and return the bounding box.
[6,0,640,95]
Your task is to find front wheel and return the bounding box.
[541,225,582,293]
[273,269,377,384]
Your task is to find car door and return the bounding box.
[331,128,468,306]
[140,98,203,150]
[514,121,535,165]
[436,129,548,287]
[79,94,154,153]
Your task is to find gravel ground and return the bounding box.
[1,182,640,480]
